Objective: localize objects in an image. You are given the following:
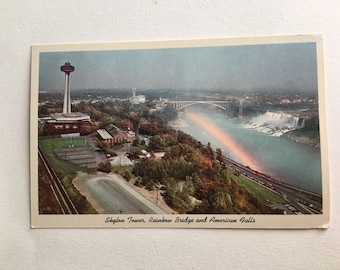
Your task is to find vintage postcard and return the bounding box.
[30,35,329,228]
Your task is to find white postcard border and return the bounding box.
[30,35,329,229]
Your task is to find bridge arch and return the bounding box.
[168,100,243,112]
[168,99,244,118]
[175,101,229,111]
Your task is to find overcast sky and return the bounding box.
[39,42,318,93]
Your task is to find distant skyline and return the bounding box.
[39,42,318,94]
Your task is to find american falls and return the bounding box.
[245,111,305,136]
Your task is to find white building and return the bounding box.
[130,88,146,104]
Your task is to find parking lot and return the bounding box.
[54,147,105,168]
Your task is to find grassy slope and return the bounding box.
[236,174,286,208]
[38,137,97,214]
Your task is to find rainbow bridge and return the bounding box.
[168,99,243,115]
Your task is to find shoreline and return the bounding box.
[282,131,320,148]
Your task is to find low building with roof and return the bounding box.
[96,129,113,144]
[96,124,136,145]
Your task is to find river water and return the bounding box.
[174,106,322,194]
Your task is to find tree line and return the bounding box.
[131,129,265,214]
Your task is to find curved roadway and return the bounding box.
[82,174,167,214]
[221,155,322,214]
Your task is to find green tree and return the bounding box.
[216,148,223,163]
[122,170,132,182]
[166,145,181,159]
[132,137,140,146]
[132,158,167,185]
[97,161,112,173]
[139,122,157,136]
[38,105,49,117]
[206,142,215,160]
[162,177,193,213]
[96,140,110,151]
[148,135,165,151]
[157,104,178,124]
[177,130,195,144]
[167,156,195,181]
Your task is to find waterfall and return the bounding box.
[246,111,305,136]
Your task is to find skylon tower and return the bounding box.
[41,61,90,135]
[60,62,75,114]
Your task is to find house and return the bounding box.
[96,129,113,144]
[96,124,136,145]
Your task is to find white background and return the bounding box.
[1,1,340,269]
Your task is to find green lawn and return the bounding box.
[237,175,286,206]
[38,137,88,174]
[39,137,87,153]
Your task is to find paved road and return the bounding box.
[221,155,322,214]
[82,174,167,214]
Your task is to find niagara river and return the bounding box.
[174,106,322,194]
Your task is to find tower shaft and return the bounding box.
[63,73,71,113]
[60,62,74,114]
